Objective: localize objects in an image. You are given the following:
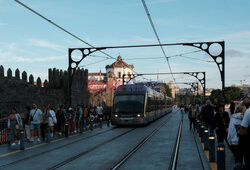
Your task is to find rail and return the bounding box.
[168,113,183,170]
[111,109,178,170]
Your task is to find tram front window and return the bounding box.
[114,95,144,113]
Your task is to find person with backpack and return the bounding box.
[188,104,196,130]
[8,108,23,146]
[96,104,103,128]
[29,104,42,142]
[213,104,230,143]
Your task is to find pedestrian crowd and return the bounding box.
[180,98,250,169]
[6,103,107,147]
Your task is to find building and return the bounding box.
[88,55,134,91]
[168,81,179,99]
[105,55,134,84]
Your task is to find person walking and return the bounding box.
[41,105,50,143]
[227,101,235,118]
[201,100,215,131]
[56,105,65,136]
[213,104,230,143]
[83,105,88,130]
[29,104,42,142]
[24,106,31,142]
[96,104,103,128]
[7,108,23,146]
[227,103,245,166]
[47,104,56,138]
[188,104,196,130]
[77,104,83,133]
[89,106,95,131]
[240,99,250,169]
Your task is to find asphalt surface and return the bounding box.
[0,109,214,170]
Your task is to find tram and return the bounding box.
[111,84,172,126]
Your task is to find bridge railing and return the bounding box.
[0,118,8,144]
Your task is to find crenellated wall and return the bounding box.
[0,65,88,118]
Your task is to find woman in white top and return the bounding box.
[227,103,245,164]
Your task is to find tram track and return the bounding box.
[191,128,206,170]
[2,109,177,170]
[169,113,207,170]
[48,128,136,170]
[0,127,118,168]
[110,109,179,170]
[168,114,183,170]
[47,110,177,170]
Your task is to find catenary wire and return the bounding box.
[141,0,177,86]
[87,50,213,63]
[14,0,116,61]
[14,0,150,81]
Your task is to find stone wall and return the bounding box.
[0,65,88,118]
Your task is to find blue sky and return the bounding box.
[0,0,249,89]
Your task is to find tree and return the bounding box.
[162,83,172,97]
[209,86,244,105]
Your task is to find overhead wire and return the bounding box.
[87,50,213,63]
[141,0,177,86]
[14,0,116,61]
[14,0,150,81]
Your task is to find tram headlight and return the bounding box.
[137,114,141,118]
[114,114,118,118]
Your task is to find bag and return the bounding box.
[15,124,20,130]
[30,109,37,122]
[52,116,57,124]
[48,118,54,126]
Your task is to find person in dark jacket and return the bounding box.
[201,100,214,131]
[213,104,230,143]
[24,106,31,141]
[56,105,66,136]
[189,104,196,130]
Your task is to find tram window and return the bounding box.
[114,95,144,113]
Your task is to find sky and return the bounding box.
[0,0,249,89]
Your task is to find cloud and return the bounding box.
[0,22,7,28]
[0,46,66,63]
[26,39,65,53]
[226,49,243,58]
[131,36,156,43]
[13,55,66,62]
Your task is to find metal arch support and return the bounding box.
[177,82,198,94]
[186,82,198,94]
[68,48,105,106]
[190,82,198,93]
[183,41,225,103]
[183,72,206,100]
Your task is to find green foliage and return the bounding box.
[209,86,245,105]
[174,94,203,106]
[162,83,172,97]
